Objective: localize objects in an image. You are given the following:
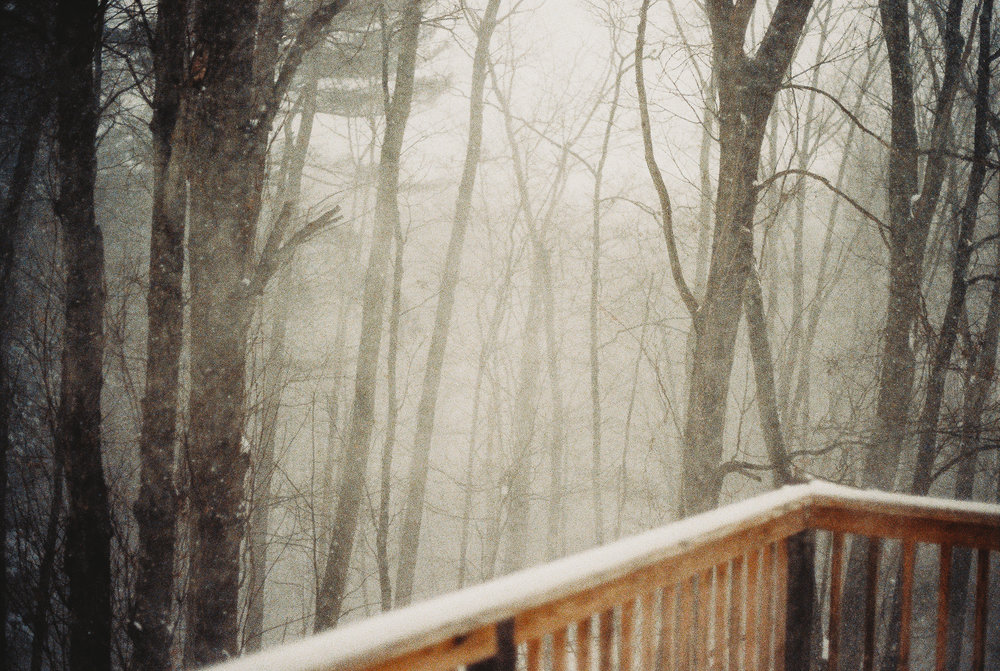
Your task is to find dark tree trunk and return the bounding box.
[130,1,187,667]
[184,0,264,661]
[315,0,422,631]
[52,1,113,669]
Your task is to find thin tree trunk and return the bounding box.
[501,272,542,575]
[376,225,403,612]
[589,52,626,548]
[131,0,187,666]
[744,267,793,485]
[457,236,517,588]
[315,0,422,631]
[243,310,286,652]
[28,465,63,671]
[53,1,112,668]
[394,0,500,606]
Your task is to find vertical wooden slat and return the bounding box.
[662,584,676,671]
[577,617,593,671]
[827,532,844,671]
[935,543,952,671]
[758,544,774,670]
[897,539,915,671]
[553,628,568,671]
[715,562,729,671]
[972,547,990,671]
[861,538,881,671]
[696,568,711,671]
[773,538,789,671]
[678,577,694,671]
[641,592,656,671]
[621,600,635,671]
[729,555,743,671]
[599,610,614,671]
[528,638,542,671]
[745,549,760,671]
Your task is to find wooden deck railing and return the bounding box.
[210,482,999,671]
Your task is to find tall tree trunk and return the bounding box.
[315,0,422,631]
[589,52,627,548]
[394,0,500,607]
[639,0,814,514]
[457,236,517,588]
[376,225,403,612]
[501,272,543,575]
[0,60,50,669]
[842,0,967,664]
[52,1,113,668]
[131,0,187,667]
[910,0,991,498]
[184,0,265,660]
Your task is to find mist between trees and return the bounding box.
[0,0,997,668]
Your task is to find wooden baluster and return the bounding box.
[715,562,729,671]
[897,539,915,671]
[578,617,593,671]
[622,600,635,671]
[696,568,711,671]
[551,628,567,671]
[642,592,657,671]
[773,539,789,671]
[935,544,952,671]
[599,609,615,671]
[827,532,844,671]
[662,584,676,671]
[861,538,881,671]
[729,556,743,671]
[528,638,542,671]
[758,544,774,671]
[972,548,990,671]
[678,578,694,671]
[745,549,760,671]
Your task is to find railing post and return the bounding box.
[784,530,815,671]
[468,618,516,671]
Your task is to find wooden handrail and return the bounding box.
[208,482,999,671]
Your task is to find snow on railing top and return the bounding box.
[206,481,1000,671]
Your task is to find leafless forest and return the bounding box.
[1,0,998,668]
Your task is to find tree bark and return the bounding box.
[315,0,422,631]
[394,0,500,606]
[52,1,113,668]
[130,0,187,667]
[666,0,813,513]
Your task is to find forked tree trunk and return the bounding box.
[53,1,113,668]
[394,0,500,606]
[315,0,422,630]
[674,0,813,513]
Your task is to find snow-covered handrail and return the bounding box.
[208,482,999,671]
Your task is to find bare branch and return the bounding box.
[246,205,343,297]
[756,168,889,243]
[636,0,700,320]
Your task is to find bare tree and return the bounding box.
[315,0,422,631]
[637,0,814,513]
[394,0,501,607]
